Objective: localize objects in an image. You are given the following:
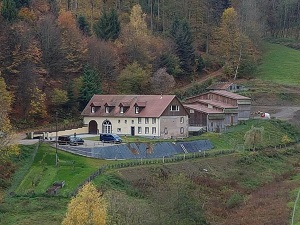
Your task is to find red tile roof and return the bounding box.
[196,99,238,109]
[184,104,224,114]
[210,90,251,100]
[81,95,178,118]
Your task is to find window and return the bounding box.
[180,117,184,123]
[190,109,194,113]
[105,107,109,113]
[164,127,168,134]
[145,127,149,134]
[145,118,149,124]
[152,127,156,134]
[125,120,127,124]
[91,107,95,113]
[138,127,142,134]
[118,120,120,124]
[117,128,121,132]
[180,127,184,134]
[132,120,134,124]
[170,105,179,111]
[120,106,124,113]
[152,118,156,124]
[135,106,139,114]
[138,118,142,124]
[102,120,112,133]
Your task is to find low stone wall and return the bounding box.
[29,127,89,140]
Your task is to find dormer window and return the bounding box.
[105,106,110,113]
[90,102,101,113]
[119,102,130,114]
[170,105,179,111]
[134,102,146,114]
[135,106,139,114]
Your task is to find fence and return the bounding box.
[71,148,236,196]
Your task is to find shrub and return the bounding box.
[226,192,244,209]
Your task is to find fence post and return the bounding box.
[163,156,165,163]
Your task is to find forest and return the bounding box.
[1,0,300,128]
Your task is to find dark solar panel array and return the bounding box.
[86,140,213,160]
[59,140,213,160]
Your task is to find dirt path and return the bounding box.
[251,106,300,120]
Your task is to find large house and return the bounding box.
[81,95,189,138]
[184,90,251,132]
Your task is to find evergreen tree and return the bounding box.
[79,66,102,110]
[1,0,17,22]
[93,9,120,41]
[171,18,196,76]
[77,15,90,36]
[14,0,29,9]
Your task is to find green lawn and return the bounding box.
[257,43,300,85]
[14,143,109,196]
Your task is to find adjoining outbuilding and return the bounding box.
[183,89,251,133]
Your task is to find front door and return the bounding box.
[131,126,135,136]
[88,120,98,134]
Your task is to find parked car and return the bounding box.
[58,136,70,145]
[69,137,84,146]
[100,134,122,144]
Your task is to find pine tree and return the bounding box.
[77,15,90,36]
[93,9,120,41]
[79,66,102,110]
[171,18,196,76]
[1,0,17,22]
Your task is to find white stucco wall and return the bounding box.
[84,117,161,137]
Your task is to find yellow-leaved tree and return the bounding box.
[0,75,19,162]
[62,182,107,225]
[213,7,258,79]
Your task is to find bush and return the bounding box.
[226,193,244,209]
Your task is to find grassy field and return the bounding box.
[13,143,109,197]
[257,43,300,85]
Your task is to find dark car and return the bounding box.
[69,137,84,146]
[100,134,122,144]
[58,136,70,145]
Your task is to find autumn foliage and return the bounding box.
[62,182,107,225]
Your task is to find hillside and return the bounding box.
[1,120,300,224]
[257,43,300,85]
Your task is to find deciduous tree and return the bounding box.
[62,182,107,225]
[150,68,175,94]
[87,38,119,93]
[244,126,264,151]
[117,62,150,94]
[0,76,19,163]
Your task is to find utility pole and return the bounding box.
[56,112,58,166]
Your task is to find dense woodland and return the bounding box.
[1,0,300,128]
